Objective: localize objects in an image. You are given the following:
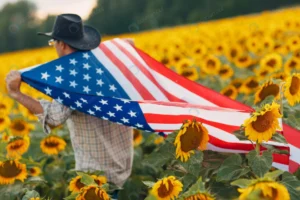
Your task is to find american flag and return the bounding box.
[20,38,299,172]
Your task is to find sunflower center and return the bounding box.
[0,161,22,178]
[157,180,174,198]
[233,82,242,89]
[9,141,24,150]
[174,56,180,62]
[75,178,85,190]
[246,80,259,88]
[195,48,201,53]
[12,122,25,131]
[84,188,102,200]
[45,141,59,148]
[258,84,280,101]
[289,76,300,95]
[29,168,36,174]
[230,49,237,58]
[181,71,193,77]
[161,58,169,65]
[266,59,276,68]
[251,111,274,132]
[0,104,6,109]
[217,46,223,51]
[289,60,297,68]
[180,126,202,152]
[207,60,216,68]
[224,89,233,97]
[260,71,268,76]
[0,118,4,124]
[219,69,228,74]
[238,56,248,62]
[133,130,140,140]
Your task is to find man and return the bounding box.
[5,14,133,198]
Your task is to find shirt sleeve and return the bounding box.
[35,99,73,134]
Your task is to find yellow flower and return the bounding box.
[243,102,282,143]
[29,198,40,200]
[284,73,300,106]
[239,77,259,95]
[76,185,110,200]
[284,57,300,74]
[184,193,215,200]
[9,119,31,137]
[154,136,165,145]
[29,167,41,177]
[0,159,27,184]
[69,175,107,193]
[238,181,290,200]
[0,114,10,132]
[174,120,209,162]
[254,68,271,81]
[287,35,300,52]
[179,67,199,81]
[91,175,107,187]
[1,132,10,142]
[6,136,30,159]
[234,55,253,68]
[0,96,14,115]
[221,85,238,100]
[230,79,244,91]
[190,44,207,58]
[218,64,234,80]
[254,81,280,104]
[260,53,282,72]
[271,72,288,81]
[40,136,66,155]
[226,45,243,62]
[202,55,221,75]
[133,129,143,147]
[151,176,183,200]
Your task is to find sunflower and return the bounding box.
[151,176,183,200]
[154,136,165,145]
[184,193,215,200]
[174,120,209,162]
[238,181,290,200]
[226,45,243,62]
[179,67,199,81]
[190,44,207,58]
[1,132,10,142]
[271,72,288,81]
[0,159,27,184]
[29,167,41,177]
[273,43,289,55]
[133,129,143,147]
[284,57,300,74]
[91,175,107,186]
[213,43,227,55]
[287,35,300,52]
[234,55,253,68]
[284,73,300,106]
[243,102,282,143]
[70,175,108,193]
[260,53,282,72]
[0,96,14,115]
[254,68,271,81]
[9,119,31,137]
[254,81,280,104]
[201,55,221,75]
[218,64,234,80]
[230,79,244,91]
[246,37,263,54]
[0,114,10,132]
[239,77,259,95]
[220,85,238,100]
[76,185,110,200]
[6,136,30,159]
[40,136,66,155]
[262,36,275,52]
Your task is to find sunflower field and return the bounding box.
[1,7,300,200]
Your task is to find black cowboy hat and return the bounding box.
[37,14,101,50]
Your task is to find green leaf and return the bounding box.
[180,177,206,198]
[181,173,197,191]
[246,150,273,177]
[280,172,300,200]
[179,151,203,177]
[216,154,250,182]
[144,194,157,200]
[233,129,248,141]
[142,181,155,188]
[76,172,96,186]
[264,170,284,180]
[21,190,40,200]
[231,179,253,188]
[271,133,288,144]
[24,176,47,185]
[261,143,289,155]
[64,192,79,200]
[101,183,109,191]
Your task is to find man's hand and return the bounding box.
[5,70,22,99]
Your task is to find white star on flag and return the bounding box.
[96,68,104,75]
[83,86,91,93]
[70,58,77,65]
[87,109,95,115]
[96,91,103,96]
[93,105,101,111]
[114,104,122,111]
[55,76,64,84]
[100,99,108,105]
[121,117,129,123]
[107,111,115,117]
[109,84,117,92]
[63,92,70,98]
[41,72,50,80]
[70,81,78,88]
[83,63,91,70]
[56,97,63,103]
[83,74,91,81]
[56,65,64,72]
[70,69,78,76]
[45,87,52,95]
[75,100,82,108]
[96,79,104,86]
[80,98,88,103]
[121,99,130,104]
[128,110,137,117]
[83,53,90,59]
[136,123,143,128]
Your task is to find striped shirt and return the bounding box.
[36,99,134,187]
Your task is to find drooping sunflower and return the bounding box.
[284,57,300,74]
[0,159,27,184]
[133,129,143,147]
[234,55,253,68]
[76,185,110,200]
[184,193,215,200]
[179,67,199,81]
[201,55,221,75]
[243,102,282,143]
[238,181,290,200]
[0,114,10,132]
[254,81,280,104]
[220,85,238,100]
[239,77,260,95]
[69,176,85,193]
[260,53,282,72]
[6,136,30,159]
[284,73,300,106]
[218,64,234,80]
[151,176,183,200]
[40,135,66,155]
[29,167,41,177]
[91,175,107,187]
[9,119,31,137]
[174,120,209,162]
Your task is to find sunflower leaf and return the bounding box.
[76,172,96,186]
[264,170,284,180]
[142,181,155,188]
[231,178,253,188]
[21,190,40,200]
[271,133,288,144]
[64,192,79,200]
[246,150,273,177]
[280,172,300,200]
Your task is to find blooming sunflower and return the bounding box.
[154,136,165,145]
[151,176,183,200]
[230,78,244,91]
[91,175,107,186]
[254,81,280,104]
[218,64,234,80]
[133,129,143,147]
[174,120,209,162]
[234,55,253,68]
[271,72,288,81]
[0,114,10,132]
[254,68,271,81]
[201,55,221,75]
[1,132,10,142]
[221,85,238,100]
[287,35,300,52]
[226,45,243,62]
[190,44,207,58]
[284,73,300,106]
[238,181,290,200]
[0,96,14,115]
[260,53,282,72]
[184,193,215,200]
[70,175,108,193]
[9,119,31,137]
[239,77,259,95]
[29,167,41,177]
[213,42,227,55]
[0,159,27,184]
[6,136,30,159]
[284,57,300,74]
[40,136,66,155]
[243,102,282,143]
[179,67,199,81]
[76,185,110,200]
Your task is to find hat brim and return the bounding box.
[37,25,101,51]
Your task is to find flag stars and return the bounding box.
[83,53,90,59]
[55,76,64,84]
[96,91,103,96]
[128,110,137,117]
[121,99,130,104]
[56,97,63,104]
[80,98,88,103]
[83,63,91,70]
[70,58,78,65]
[75,100,82,108]
[83,74,91,81]
[63,92,70,98]
[41,72,50,80]
[93,105,101,111]
[114,104,122,111]
[44,87,52,95]
[70,69,78,76]
[96,79,104,86]
[135,123,143,128]
[96,68,104,75]
[56,65,64,72]
[107,111,115,117]
[83,86,91,93]
[87,109,95,115]
[109,84,117,92]
[70,80,78,88]
[121,117,129,123]
[100,99,108,105]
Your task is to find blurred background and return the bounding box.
[0,0,299,53]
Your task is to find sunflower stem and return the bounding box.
[255,142,260,154]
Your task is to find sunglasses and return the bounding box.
[48,39,58,46]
